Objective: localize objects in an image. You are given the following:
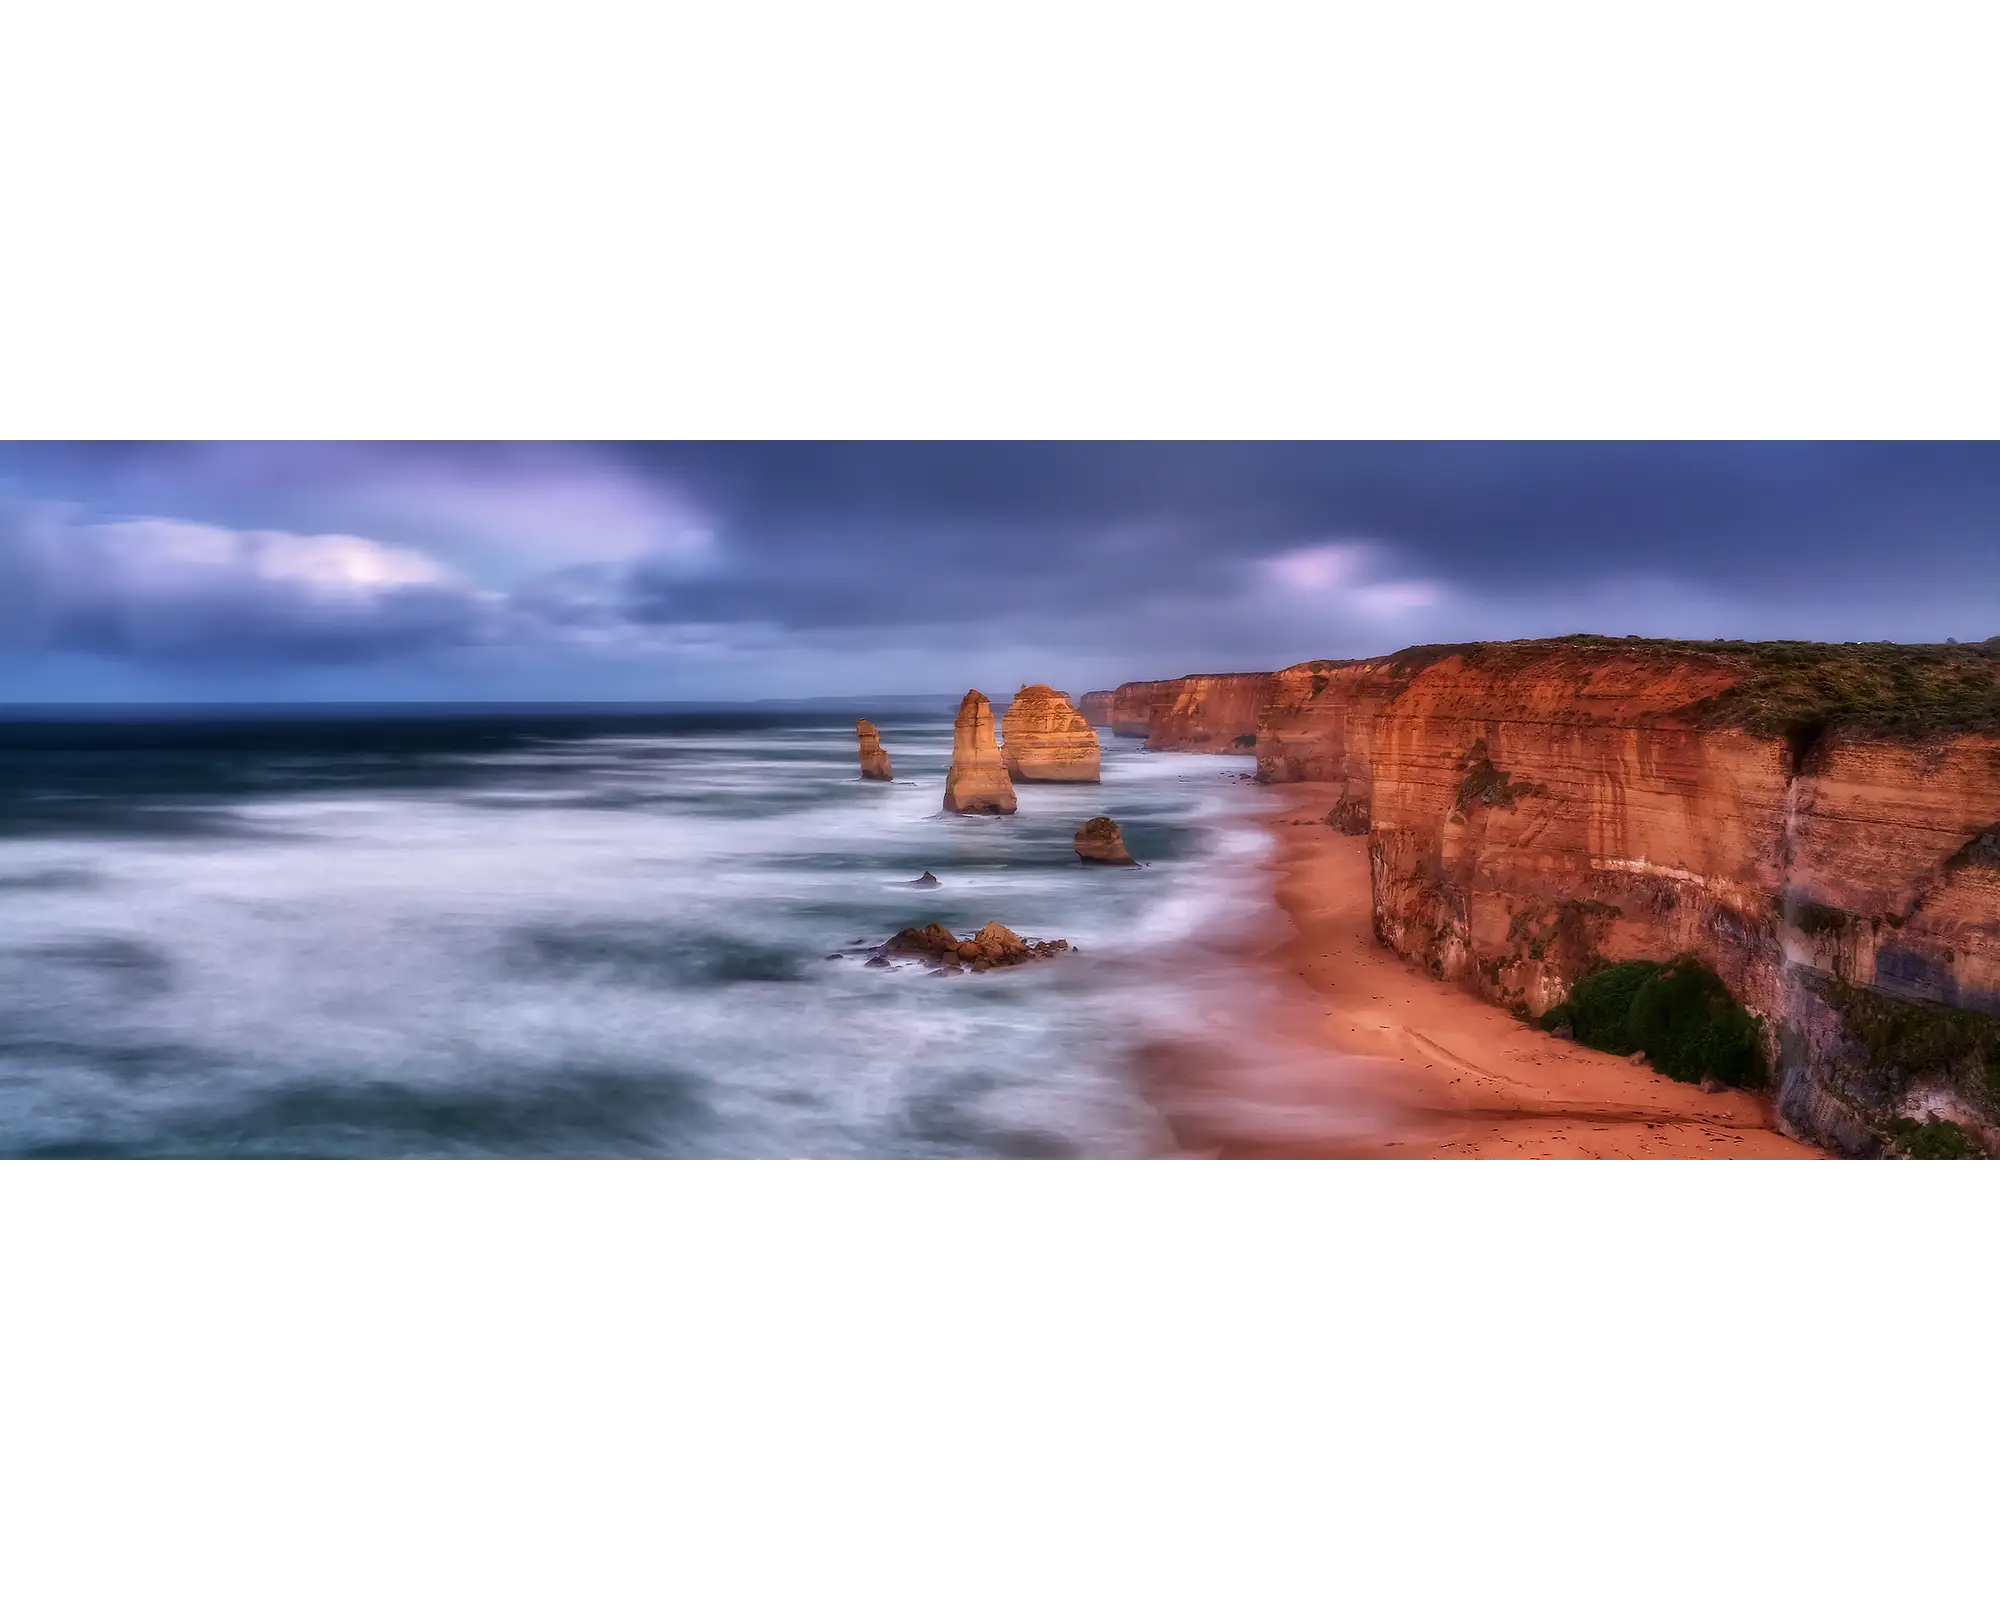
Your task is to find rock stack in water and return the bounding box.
[943,690,1017,814]
[856,719,893,780]
[1000,685,1101,782]
[1074,816,1137,865]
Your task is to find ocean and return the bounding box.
[0,708,1272,1157]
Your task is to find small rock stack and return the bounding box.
[856,718,894,780]
[943,690,1017,814]
[1074,816,1137,865]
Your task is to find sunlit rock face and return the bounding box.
[856,719,893,780]
[1143,673,1275,752]
[1000,685,1100,782]
[943,690,1017,815]
[1074,816,1136,866]
[1249,638,2000,1156]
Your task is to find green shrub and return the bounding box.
[1626,958,1766,1087]
[1539,956,1766,1089]
[1886,1116,1988,1160]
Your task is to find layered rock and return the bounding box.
[1000,685,1101,782]
[1074,816,1136,866]
[1144,672,1275,752]
[1254,658,1404,829]
[1336,640,2000,1155]
[942,690,1017,814]
[1105,681,1163,738]
[856,719,893,780]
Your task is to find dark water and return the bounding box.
[0,708,1271,1157]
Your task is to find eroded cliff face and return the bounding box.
[1000,685,1101,782]
[1104,681,1161,738]
[1274,640,2000,1155]
[1076,690,1116,728]
[1143,673,1275,753]
[1254,659,1402,829]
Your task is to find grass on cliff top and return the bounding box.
[1381,636,2000,740]
[1538,956,1766,1089]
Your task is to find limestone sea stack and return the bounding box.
[1000,684,1101,782]
[856,719,893,780]
[1075,816,1137,865]
[942,690,1017,814]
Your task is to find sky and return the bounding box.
[1,441,1997,704]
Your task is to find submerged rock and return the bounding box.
[910,870,939,888]
[857,719,894,781]
[943,691,1017,814]
[1074,815,1137,866]
[874,919,1068,971]
[1000,685,1101,782]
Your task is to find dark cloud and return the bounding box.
[2,442,1998,697]
[0,504,493,667]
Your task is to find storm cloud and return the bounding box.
[2,441,1997,700]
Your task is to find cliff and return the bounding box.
[1000,685,1101,782]
[1103,681,1162,738]
[1255,659,1402,829]
[1143,672,1275,752]
[1077,690,1116,728]
[1245,637,2000,1155]
[942,690,1017,814]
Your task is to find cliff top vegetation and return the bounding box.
[1373,636,2000,739]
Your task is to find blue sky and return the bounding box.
[2,442,1997,702]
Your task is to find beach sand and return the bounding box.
[1141,784,1818,1159]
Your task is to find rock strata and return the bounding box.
[1074,816,1137,865]
[942,690,1017,814]
[856,719,893,780]
[1000,685,1101,782]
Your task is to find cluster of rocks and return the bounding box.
[876,920,1070,972]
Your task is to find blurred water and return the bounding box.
[0,709,1272,1157]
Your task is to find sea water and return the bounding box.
[0,709,1272,1157]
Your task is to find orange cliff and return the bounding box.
[1243,638,2000,1156]
[1000,685,1101,782]
[1077,690,1117,729]
[1143,672,1275,752]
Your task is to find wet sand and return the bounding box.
[1143,784,1818,1159]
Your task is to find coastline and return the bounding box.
[1140,783,1819,1159]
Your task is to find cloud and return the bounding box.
[0,504,495,666]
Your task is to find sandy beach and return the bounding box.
[1143,784,1818,1159]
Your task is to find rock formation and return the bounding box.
[856,719,893,780]
[879,920,1069,970]
[1000,685,1101,782]
[1077,690,1116,728]
[1074,816,1136,865]
[1230,635,2000,1157]
[1076,673,1276,749]
[1144,672,1276,752]
[1106,681,1163,738]
[942,690,1017,814]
